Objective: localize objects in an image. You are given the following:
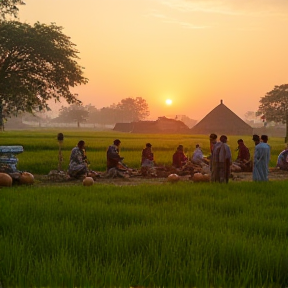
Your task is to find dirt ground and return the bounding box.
[33,168,288,187]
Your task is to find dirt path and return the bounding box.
[33,168,288,187]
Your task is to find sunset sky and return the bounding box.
[18,0,288,121]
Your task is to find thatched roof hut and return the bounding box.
[113,117,190,134]
[190,100,253,135]
[113,123,134,132]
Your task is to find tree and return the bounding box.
[56,104,89,126]
[0,0,25,20]
[258,84,288,123]
[0,21,88,128]
[116,97,150,122]
[244,111,256,121]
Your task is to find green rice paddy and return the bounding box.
[0,130,288,287]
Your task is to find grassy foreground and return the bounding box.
[1,181,288,288]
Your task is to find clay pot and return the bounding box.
[83,177,94,186]
[0,173,13,187]
[167,173,180,183]
[19,172,34,185]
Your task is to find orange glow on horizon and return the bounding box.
[18,0,288,121]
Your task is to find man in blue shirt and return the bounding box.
[253,135,270,181]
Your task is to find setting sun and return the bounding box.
[165,99,172,106]
[17,0,288,121]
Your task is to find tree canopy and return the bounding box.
[257,84,288,123]
[0,21,88,118]
[50,97,150,126]
[57,104,89,125]
[116,97,150,122]
[0,0,25,20]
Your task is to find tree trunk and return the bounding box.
[0,104,4,131]
[285,111,288,143]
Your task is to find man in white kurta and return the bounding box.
[253,135,270,181]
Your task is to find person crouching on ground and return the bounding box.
[141,143,154,167]
[68,140,89,178]
[172,145,188,168]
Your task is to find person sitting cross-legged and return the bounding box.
[141,143,154,167]
[105,139,129,178]
[191,144,209,165]
[172,145,188,169]
[68,140,88,178]
[232,139,252,172]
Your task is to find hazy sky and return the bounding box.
[18,0,288,121]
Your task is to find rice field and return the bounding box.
[0,130,285,174]
[1,181,288,287]
[0,130,288,287]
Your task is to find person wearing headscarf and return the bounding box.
[211,135,232,183]
[172,144,188,168]
[192,144,205,165]
[68,140,89,178]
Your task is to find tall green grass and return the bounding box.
[0,130,285,174]
[1,181,288,287]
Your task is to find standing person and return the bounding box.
[209,133,218,156]
[211,135,232,183]
[172,145,188,168]
[209,133,218,179]
[252,134,260,146]
[106,139,124,171]
[141,143,154,167]
[253,135,270,181]
[68,140,88,178]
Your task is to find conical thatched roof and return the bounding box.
[190,100,253,135]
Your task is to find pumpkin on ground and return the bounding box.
[83,177,94,186]
[0,173,13,187]
[19,172,34,185]
[167,173,180,183]
[202,174,211,182]
[192,172,204,182]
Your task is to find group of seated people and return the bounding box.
[68,139,127,178]
[67,137,288,179]
[67,138,214,179]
